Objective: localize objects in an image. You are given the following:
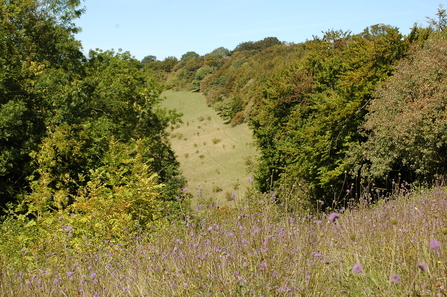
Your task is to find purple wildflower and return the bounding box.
[390,273,401,283]
[196,205,202,210]
[430,239,441,250]
[328,212,340,223]
[261,262,267,268]
[417,262,428,271]
[352,264,363,274]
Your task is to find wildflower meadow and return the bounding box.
[2,185,447,296]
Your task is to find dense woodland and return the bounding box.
[147,6,447,210]
[1,0,447,235]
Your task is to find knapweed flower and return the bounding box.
[328,212,340,223]
[417,262,428,271]
[352,263,363,274]
[430,239,441,250]
[390,273,401,283]
[261,262,267,268]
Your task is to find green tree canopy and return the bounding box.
[233,37,282,52]
[210,47,230,57]
[251,25,409,204]
[180,51,200,62]
[0,0,185,215]
[357,32,447,183]
[141,55,157,66]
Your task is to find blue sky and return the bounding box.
[75,0,443,61]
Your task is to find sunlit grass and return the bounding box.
[160,90,258,205]
[2,186,447,296]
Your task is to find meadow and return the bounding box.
[2,184,447,296]
[160,90,258,206]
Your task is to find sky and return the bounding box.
[74,0,443,61]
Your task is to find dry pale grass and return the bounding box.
[2,187,447,296]
[160,90,258,205]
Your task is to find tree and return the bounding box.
[0,0,85,208]
[141,55,157,66]
[180,51,199,62]
[426,4,447,31]
[0,1,186,213]
[233,37,282,52]
[210,47,230,57]
[357,33,447,183]
[160,56,179,72]
[251,25,408,205]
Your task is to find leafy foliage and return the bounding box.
[0,0,85,207]
[0,0,186,233]
[250,26,410,204]
[233,37,283,53]
[358,32,447,183]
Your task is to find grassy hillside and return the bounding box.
[160,90,258,205]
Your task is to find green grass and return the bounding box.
[160,90,257,205]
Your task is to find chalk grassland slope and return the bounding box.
[160,90,258,204]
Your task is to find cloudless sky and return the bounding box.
[74,0,443,61]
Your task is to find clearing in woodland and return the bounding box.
[160,90,258,205]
